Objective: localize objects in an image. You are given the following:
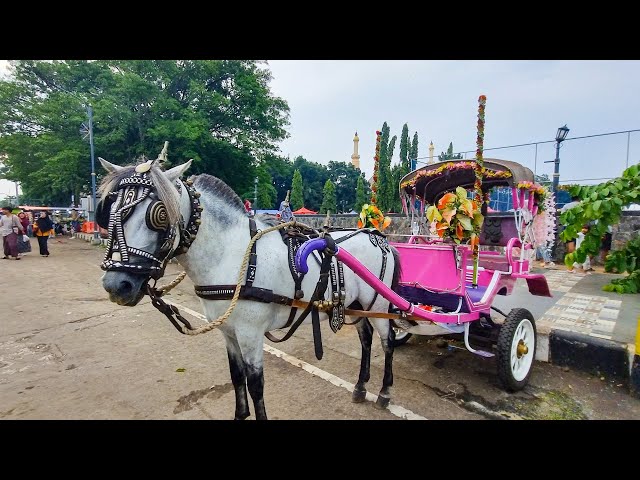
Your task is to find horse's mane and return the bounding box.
[192,174,246,215]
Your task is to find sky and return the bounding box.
[2,60,640,198]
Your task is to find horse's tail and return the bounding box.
[389,245,402,294]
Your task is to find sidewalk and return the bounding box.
[529,263,639,396]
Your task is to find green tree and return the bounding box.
[377,122,397,212]
[292,155,329,211]
[320,179,337,214]
[291,168,304,210]
[438,142,463,161]
[410,131,419,168]
[355,175,368,213]
[327,160,361,213]
[399,123,410,171]
[0,60,290,205]
[262,153,294,205]
[560,163,640,293]
[535,173,551,188]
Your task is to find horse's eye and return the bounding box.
[146,201,169,231]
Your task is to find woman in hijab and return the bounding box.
[33,211,54,257]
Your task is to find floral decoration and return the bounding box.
[426,186,484,246]
[400,161,511,191]
[358,203,391,231]
[516,181,549,212]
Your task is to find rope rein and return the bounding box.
[160,220,314,335]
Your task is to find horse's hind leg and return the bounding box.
[370,318,394,410]
[353,317,373,403]
[223,334,250,420]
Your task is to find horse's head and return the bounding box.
[98,155,199,306]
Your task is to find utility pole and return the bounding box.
[88,105,98,242]
[254,177,258,213]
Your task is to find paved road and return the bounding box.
[1,237,639,420]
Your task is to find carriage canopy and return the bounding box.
[399,158,535,205]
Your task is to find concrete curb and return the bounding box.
[535,324,639,397]
[74,233,108,246]
[631,319,640,398]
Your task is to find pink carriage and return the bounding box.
[296,158,552,392]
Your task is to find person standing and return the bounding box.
[17,211,30,237]
[33,211,54,257]
[1,206,24,260]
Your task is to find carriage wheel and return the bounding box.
[391,327,412,347]
[496,308,536,392]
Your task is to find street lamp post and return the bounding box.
[545,124,570,196]
[253,177,258,213]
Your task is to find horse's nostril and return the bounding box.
[119,280,133,296]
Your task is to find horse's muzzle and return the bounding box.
[102,271,148,306]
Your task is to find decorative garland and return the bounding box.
[371,130,381,205]
[471,95,486,286]
[400,161,511,190]
[474,95,486,208]
[516,181,549,212]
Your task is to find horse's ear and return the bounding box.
[164,159,193,183]
[99,157,125,173]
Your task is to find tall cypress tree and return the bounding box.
[355,175,367,213]
[320,179,337,214]
[410,131,419,169]
[399,123,410,171]
[291,169,304,210]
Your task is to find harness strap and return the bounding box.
[195,284,294,306]
[264,235,336,360]
[246,218,258,288]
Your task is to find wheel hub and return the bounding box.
[516,340,529,358]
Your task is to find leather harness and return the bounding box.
[100,167,391,359]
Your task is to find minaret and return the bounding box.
[428,141,435,164]
[351,131,361,170]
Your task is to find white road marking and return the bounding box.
[164,299,427,420]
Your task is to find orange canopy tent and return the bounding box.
[292,207,317,215]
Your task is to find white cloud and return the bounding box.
[267,60,640,185]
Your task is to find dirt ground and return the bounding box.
[1,236,639,420]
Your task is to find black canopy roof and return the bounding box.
[399,158,535,205]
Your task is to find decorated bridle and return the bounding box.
[98,160,202,280]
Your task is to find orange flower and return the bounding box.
[456,222,464,241]
[357,219,364,228]
[437,193,456,210]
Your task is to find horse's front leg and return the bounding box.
[371,318,394,409]
[223,334,250,420]
[237,330,268,420]
[352,317,373,403]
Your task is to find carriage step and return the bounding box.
[471,349,495,358]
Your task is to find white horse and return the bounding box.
[97,156,401,420]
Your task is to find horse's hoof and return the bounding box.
[352,389,367,403]
[374,395,390,410]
